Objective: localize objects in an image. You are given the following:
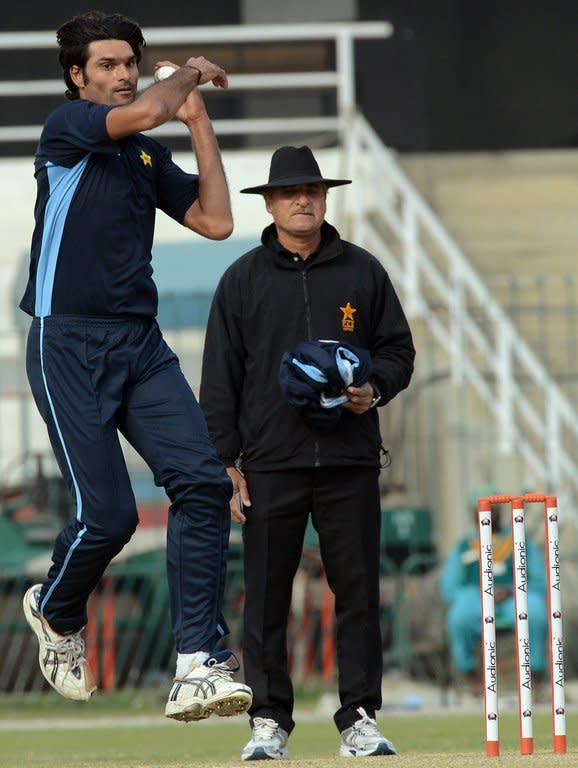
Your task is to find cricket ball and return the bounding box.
[154,65,178,82]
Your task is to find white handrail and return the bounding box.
[0,117,342,144]
[0,21,392,49]
[0,72,340,97]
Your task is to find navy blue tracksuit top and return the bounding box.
[20,98,199,318]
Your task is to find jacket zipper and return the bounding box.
[301,270,321,468]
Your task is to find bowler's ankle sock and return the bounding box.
[175,651,209,677]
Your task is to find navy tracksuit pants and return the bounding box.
[26,316,232,652]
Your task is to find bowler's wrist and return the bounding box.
[182,64,202,85]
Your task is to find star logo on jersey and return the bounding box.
[139,150,152,167]
[339,302,357,332]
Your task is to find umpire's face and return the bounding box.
[265,183,327,240]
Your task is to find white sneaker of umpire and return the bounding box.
[23,583,96,701]
[165,650,252,722]
[242,717,289,760]
[339,707,397,757]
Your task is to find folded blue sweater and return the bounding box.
[279,340,373,428]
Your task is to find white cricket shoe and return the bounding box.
[23,583,96,701]
[242,717,289,760]
[339,707,396,757]
[165,650,252,722]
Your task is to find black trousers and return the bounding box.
[242,466,383,734]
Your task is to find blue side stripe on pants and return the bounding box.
[38,316,87,616]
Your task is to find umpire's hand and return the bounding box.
[226,467,251,524]
[341,381,374,414]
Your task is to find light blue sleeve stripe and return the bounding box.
[291,358,328,384]
[35,156,90,317]
[335,346,360,388]
[320,393,349,408]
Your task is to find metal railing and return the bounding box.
[0,21,392,144]
[343,113,578,506]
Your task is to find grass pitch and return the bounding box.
[0,693,575,768]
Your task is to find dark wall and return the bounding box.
[357,0,578,151]
[1,2,240,30]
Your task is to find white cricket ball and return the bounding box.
[154,65,178,82]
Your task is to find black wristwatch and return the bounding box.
[369,382,381,409]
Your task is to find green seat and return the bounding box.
[381,506,435,570]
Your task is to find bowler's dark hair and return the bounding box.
[56,11,146,100]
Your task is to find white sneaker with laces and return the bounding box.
[165,650,252,722]
[23,583,96,701]
[242,717,289,760]
[339,707,396,757]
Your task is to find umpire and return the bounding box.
[200,146,415,759]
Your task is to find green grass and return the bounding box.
[0,689,163,718]
[0,685,323,718]
[0,693,575,768]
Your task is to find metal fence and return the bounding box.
[0,494,445,694]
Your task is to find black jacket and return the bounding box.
[200,222,415,471]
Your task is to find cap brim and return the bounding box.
[240,177,352,194]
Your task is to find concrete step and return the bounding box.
[393,149,578,392]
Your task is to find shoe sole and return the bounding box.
[339,742,397,758]
[165,691,253,722]
[242,746,289,761]
[23,587,96,702]
[242,747,289,761]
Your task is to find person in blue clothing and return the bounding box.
[440,490,548,695]
[20,10,251,722]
